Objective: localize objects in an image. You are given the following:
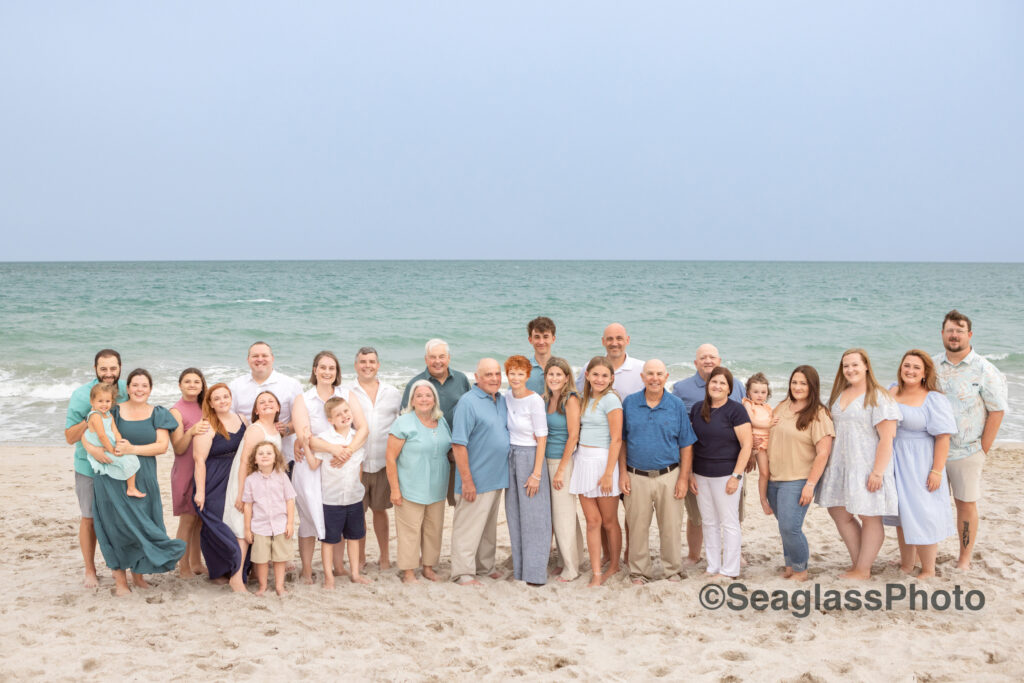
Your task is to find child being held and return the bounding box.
[243,440,296,596]
[85,383,145,498]
[308,397,371,587]
[742,373,774,515]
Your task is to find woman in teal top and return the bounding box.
[385,380,452,584]
[543,357,585,582]
[82,368,186,596]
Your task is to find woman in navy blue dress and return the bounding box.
[192,383,248,592]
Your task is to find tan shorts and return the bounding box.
[251,533,293,564]
[363,468,393,511]
[946,451,985,503]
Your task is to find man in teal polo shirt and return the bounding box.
[450,358,510,585]
[64,349,129,588]
[525,316,556,395]
[401,338,471,505]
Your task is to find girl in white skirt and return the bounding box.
[569,357,624,587]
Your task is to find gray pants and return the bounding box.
[505,445,552,584]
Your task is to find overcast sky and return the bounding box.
[1,2,1021,261]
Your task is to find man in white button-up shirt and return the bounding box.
[347,346,403,570]
[228,341,304,464]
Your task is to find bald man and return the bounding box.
[671,343,746,564]
[449,359,511,585]
[576,323,645,397]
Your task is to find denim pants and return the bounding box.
[766,479,810,572]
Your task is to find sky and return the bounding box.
[1,2,1022,262]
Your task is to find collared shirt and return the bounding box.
[229,369,304,461]
[314,428,366,505]
[622,389,697,470]
[671,373,746,412]
[526,356,547,395]
[242,470,296,536]
[346,381,403,473]
[934,349,1008,461]
[575,354,646,398]
[451,386,510,495]
[66,378,129,477]
[401,367,472,430]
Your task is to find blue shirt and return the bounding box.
[622,390,697,470]
[390,412,452,505]
[66,378,129,477]
[525,356,546,395]
[671,373,746,412]
[451,386,510,494]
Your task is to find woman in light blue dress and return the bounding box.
[884,350,957,579]
[815,349,899,580]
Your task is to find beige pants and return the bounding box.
[624,469,685,580]
[547,457,584,581]
[394,499,445,571]
[449,489,502,582]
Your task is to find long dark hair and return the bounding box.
[700,366,734,423]
[178,367,207,407]
[787,365,827,431]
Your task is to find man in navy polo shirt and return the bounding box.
[620,360,697,583]
[449,358,510,586]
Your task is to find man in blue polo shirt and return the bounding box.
[63,349,129,589]
[620,360,697,583]
[449,358,510,586]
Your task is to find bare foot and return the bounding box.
[83,572,99,589]
[779,567,794,578]
[631,578,646,585]
[488,571,503,580]
[916,570,936,580]
[351,575,372,585]
[179,564,198,579]
[229,576,248,593]
[421,567,440,582]
[300,573,315,585]
[401,571,419,584]
[113,584,131,597]
[899,564,916,575]
[126,487,147,498]
[275,587,288,596]
[456,577,482,587]
[666,574,682,583]
[131,574,151,589]
[211,576,229,585]
[323,578,336,590]
[786,570,809,582]
[255,586,267,596]
[606,563,620,576]
[379,560,391,571]
[588,572,606,588]
[191,564,208,576]
[840,569,871,580]
[681,557,699,567]
[333,565,349,577]
[956,558,972,570]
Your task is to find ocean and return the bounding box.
[1,260,1020,444]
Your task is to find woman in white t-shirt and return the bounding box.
[503,355,551,586]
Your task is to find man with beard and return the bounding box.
[64,349,128,588]
[934,310,1007,570]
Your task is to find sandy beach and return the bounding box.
[1,444,1022,681]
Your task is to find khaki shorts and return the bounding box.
[251,533,293,564]
[363,468,393,511]
[946,451,985,503]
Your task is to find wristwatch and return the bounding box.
[731,473,743,481]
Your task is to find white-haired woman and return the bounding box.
[385,380,452,584]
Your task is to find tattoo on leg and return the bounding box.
[961,521,970,549]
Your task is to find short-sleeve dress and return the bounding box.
[882,392,957,544]
[85,410,141,480]
[815,390,901,516]
[170,398,203,516]
[92,405,185,574]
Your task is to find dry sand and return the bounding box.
[1,444,1022,681]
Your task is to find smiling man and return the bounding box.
[64,349,128,588]
[525,316,556,394]
[933,310,1007,570]
[228,341,303,462]
[575,323,645,397]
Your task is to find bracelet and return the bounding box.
[929,469,941,475]
[529,474,542,481]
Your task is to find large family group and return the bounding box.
[64,311,1007,596]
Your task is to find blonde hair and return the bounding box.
[829,348,887,409]
[248,440,286,474]
[581,356,616,412]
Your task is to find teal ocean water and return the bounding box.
[0,260,1020,444]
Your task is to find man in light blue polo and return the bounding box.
[934,309,1007,570]
[525,316,556,395]
[620,360,697,583]
[64,349,129,588]
[671,343,746,411]
[449,358,510,585]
